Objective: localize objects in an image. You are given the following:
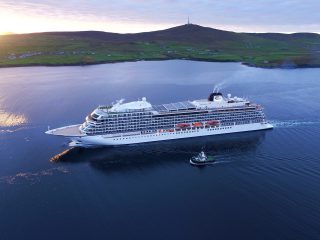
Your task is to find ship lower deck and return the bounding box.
[46,124,84,137]
[68,122,273,147]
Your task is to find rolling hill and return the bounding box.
[1,24,320,68]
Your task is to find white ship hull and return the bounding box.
[67,122,273,147]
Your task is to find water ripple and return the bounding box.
[0,167,69,185]
[0,125,33,134]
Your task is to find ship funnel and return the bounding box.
[208,92,223,101]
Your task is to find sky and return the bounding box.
[0,0,319,34]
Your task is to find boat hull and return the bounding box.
[189,159,215,166]
[66,122,273,147]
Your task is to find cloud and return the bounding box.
[1,0,320,33]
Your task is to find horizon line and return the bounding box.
[1,24,320,36]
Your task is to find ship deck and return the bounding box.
[152,101,196,112]
[46,124,85,137]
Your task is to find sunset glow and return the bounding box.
[1,0,320,34]
[0,1,177,34]
[0,110,27,127]
[0,8,168,34]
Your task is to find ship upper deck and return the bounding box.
[93,93,254,117]
[152,101,196,112]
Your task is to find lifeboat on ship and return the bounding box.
[164,129,174,132]
[205,120,220,127]
[192,122,203,127]
[176,123,190,129]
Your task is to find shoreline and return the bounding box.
[0,57,319,69]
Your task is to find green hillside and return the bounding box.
[1,24,320,68]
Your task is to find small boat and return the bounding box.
[190,151,215,166]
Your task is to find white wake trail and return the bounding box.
[269,120,320,128]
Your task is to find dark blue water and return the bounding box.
[0,61,320,240]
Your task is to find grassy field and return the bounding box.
[1,24,320,68]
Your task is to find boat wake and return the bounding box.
[210,159,234,165]
[270,120,320,128]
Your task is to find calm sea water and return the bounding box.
[0,60,320,240]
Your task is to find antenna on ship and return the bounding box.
[188,16,190,25]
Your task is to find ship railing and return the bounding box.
[98,105,112,110]
[98,106,150,113]
[213,105,260,111]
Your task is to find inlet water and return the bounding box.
[0,60,320,240]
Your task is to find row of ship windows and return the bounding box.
[92,112,263,122]
[84,121,259,133]
[88,118,264,128]
[98,112,151,119]
[102,117,258,124]
[108,107,257,116]
[111,127,233,140]
[95,110,262,121]
[109,112,261,120]
[96,113,261,122]
[104,118,259,125]
[86,118,263,129]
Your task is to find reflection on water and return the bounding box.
[0,167,69,185]
[51,131,267,172]
[0,110,27,127]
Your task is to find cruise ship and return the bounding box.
[46,92,273,146]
